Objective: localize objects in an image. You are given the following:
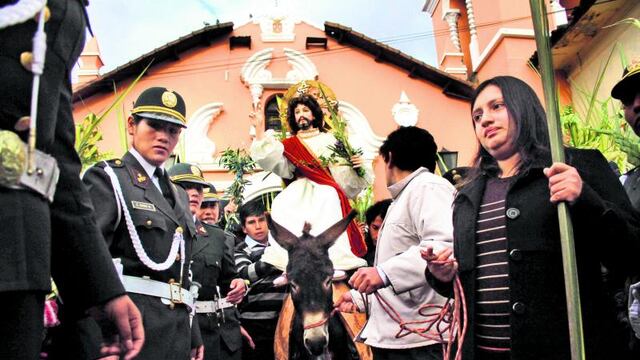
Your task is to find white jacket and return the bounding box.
[353,167,455,349]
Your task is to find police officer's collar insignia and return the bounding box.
[197,225,208,235]
[137,172,147,183]
[161,91,178,108]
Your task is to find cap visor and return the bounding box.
[138,112,187,128]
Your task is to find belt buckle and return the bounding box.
[169,282,183,305]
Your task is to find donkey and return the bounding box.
[268,211,359,360]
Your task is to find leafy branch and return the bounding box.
[317,86,366,177]
[219,147,256,215]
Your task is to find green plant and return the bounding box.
[218,148,256,229]
[559,43,635,173]
[350,186,374,224]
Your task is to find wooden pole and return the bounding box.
[528,1,585,359]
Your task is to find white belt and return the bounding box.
[194,298,235,314]
[121,275,195,311]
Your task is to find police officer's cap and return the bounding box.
[611,58,640,101]
[202,183,220,204]
[168,163,209,187]
[131,87,187,128]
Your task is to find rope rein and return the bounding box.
[373,275,467,360]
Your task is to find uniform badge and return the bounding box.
[197,225,208,235]
[136,172,147,183]
[132,201,156,212]
[190,165,201,177]
[161,91,178,108]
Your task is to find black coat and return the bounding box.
[432,148,640,359]
[191,221,241,360]
[80,152,201,359]
[0,0,123,308]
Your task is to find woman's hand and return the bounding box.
[543,162,583,204]
[249,103,265,140]
[421,246,458,283]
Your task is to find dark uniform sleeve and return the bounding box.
[82,164,121,248]
[219,233,240,294]
[45,0,124,311]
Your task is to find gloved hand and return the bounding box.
[629,281,640,339]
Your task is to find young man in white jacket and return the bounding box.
[335,126,455,360]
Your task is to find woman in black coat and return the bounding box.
[425,76,640,359]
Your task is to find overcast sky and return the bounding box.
[85,0,438,72]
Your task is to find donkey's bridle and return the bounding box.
[303,308,338,330]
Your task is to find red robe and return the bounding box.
[282,135,367,257]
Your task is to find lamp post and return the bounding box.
[437,148,458,174]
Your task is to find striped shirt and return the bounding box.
[475,177,512,353]
[235,237,287,320]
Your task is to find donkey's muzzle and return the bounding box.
[304,336,328,356]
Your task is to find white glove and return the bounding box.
[629,281,640,339]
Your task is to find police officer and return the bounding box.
[0,1,142,359]
[168,163,246,360]
[611,57,640,359]
[199,184,221,225]
[82,87,202,359]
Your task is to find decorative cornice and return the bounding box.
[183,102,224,164]
[474,28,535,72]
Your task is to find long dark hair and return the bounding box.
[287,95,325,135]
[470,76,550,177]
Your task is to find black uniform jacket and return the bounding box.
[192,221,241,359]
[430,148,640,359]
[82,152,202,358]
[0,0,123,310]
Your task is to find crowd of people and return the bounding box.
[3,1,640,359]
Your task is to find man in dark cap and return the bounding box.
[611,57,640,359]
[168,163,246,360]
[0,1,143,359]
[199,184,222,225]
[612,58,640,210]
[80,87,203,359]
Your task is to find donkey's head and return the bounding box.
[268,211,356,357]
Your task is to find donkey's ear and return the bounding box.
[267,213,299,250]
[316,210,357,250]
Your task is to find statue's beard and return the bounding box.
[297,117,312,130]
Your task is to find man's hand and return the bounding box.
[191,345,204,360]
[334,291,359,313]
[351,155,364,169]
[349,267,384,294]
[543,162,583,204]
[90,295,144,360]
[227,278,246,304]
[240,326,256,349]
[421,246,458,283]
[249,103,265,140]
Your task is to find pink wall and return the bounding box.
[73,21,476,199]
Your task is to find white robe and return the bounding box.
[250,131,372,270]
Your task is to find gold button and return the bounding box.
[175,226,183,234]
[34,6,51,23]
[115,159,122,165]
[20,52,33,71]
[146,220,152,226]
[175,253,181,262]
[14,116,30,131]
[168,278,176,283]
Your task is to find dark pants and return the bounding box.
[475,349,511,360]
[241,319,277,360]
[0,291,45,360]
[372,344,442,360]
